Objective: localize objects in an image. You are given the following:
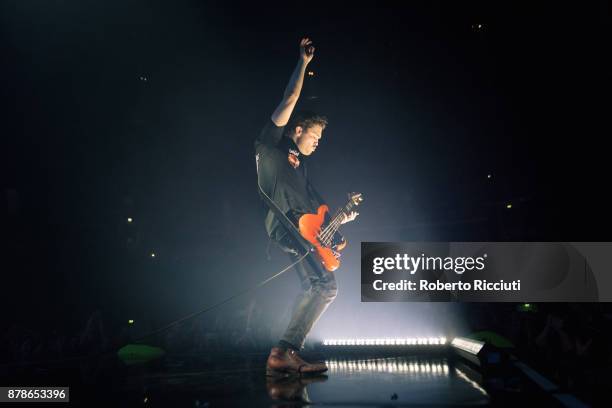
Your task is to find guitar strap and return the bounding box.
[255,153,315,257]
[304,164,345,245]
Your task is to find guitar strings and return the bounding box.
[318,204,351,245]
[318,209,343,244]
[320,204,351,244]
[316,196,362,246]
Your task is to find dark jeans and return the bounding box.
[276,234,338,350]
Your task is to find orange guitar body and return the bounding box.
[298,205,343,272]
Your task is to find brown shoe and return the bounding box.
[266,347,328,377]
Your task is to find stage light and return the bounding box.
[506,203,512,209]
[451,337,504,368]
[487,174,492,179]
[127,217,133,223]
[321,337,449,347]
[451,337,484,354]
[325,357,450,377]
[128,319,134,324]
[151,252,156,258]
[518,303,537,313]
[308,71,314,76]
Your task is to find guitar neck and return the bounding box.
[328,200,357,232]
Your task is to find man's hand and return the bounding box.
[340,211,359,225]
[300,37,315,64]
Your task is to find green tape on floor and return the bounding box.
[117,344,165,365]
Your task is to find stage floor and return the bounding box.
[3,349,563,406]
[123,353,493,407]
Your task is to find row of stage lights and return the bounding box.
[322,337,448,346]
[326,358,450,376]
[325,359,487,396]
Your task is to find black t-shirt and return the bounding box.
[255,119,325,241]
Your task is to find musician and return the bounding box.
[255,38,358,376]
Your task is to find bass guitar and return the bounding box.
[298,192,363,272]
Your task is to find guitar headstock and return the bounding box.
[348,192,364,206]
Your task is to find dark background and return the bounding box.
[2,1,610,339]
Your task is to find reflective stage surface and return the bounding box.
[125,354,493,407]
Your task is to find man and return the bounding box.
[255,38,358,376]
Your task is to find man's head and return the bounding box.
[286,111,328,156]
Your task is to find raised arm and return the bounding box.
[271,38,315,127]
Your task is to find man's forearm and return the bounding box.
[270,39,314,127]
[282,59,308,101]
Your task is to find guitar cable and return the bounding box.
[131,251,309,343]
[0,252,308,370]
[122,154,316,343]
[0,154,315,368]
